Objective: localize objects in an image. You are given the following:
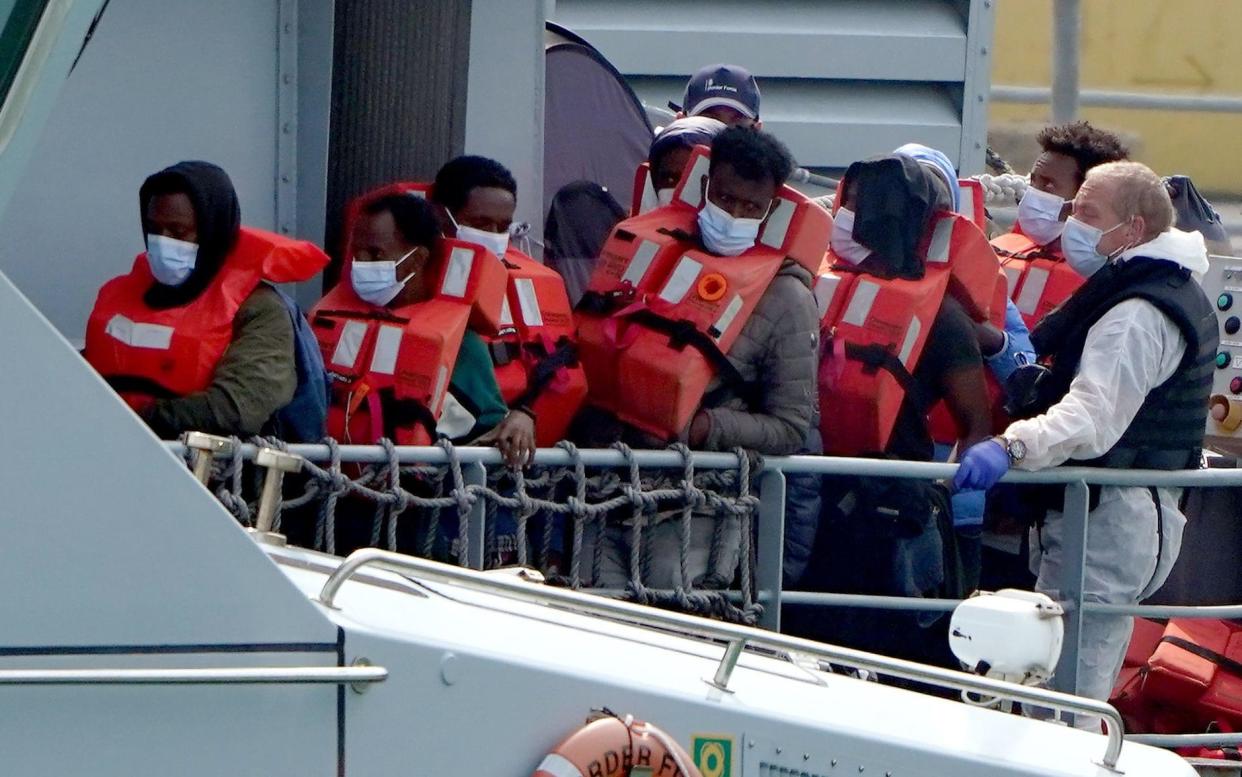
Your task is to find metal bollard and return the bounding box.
[251,447,303,545]
[183,432,234,485]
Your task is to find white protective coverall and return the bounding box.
[1005,228,1210,716]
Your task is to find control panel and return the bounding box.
[1202,255,1242,452]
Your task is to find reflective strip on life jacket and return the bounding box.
[1002,262,1024,298]
[104,315,174,350]
[1015,265,1050,316]
[926,218,953,265]
[439,245,477,299]
[758,197,795,249]
[513,277,544,327]
[657,256,701,304]
[368,324,404,375]
[623,240,663,287]
[898,315,923,367]
[841,279,880,327]
[331,320,368,369]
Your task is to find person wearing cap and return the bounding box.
[644,116,727,210]
[677,64,762,129]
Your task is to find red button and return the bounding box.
[1231,377,1242,394]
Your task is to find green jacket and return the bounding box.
[440,330,508,443]
[142,285,295,438]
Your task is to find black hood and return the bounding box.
[844,155,939,279]
[139,160,241,308]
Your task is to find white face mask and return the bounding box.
[448,210,510,258]
[145,234,198,286]
[829,207,871,265]
[1061,216,1127,278]
[1016,187,1068,246]
[697,184,765,257]
[351,248,418,306]
[655,188,676,207]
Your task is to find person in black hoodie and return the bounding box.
[86,161,297,437]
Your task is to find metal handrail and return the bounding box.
[317,548,1126,770]
[0,665,388,685]
[993,84,1242,115]
[162,441,1242,488]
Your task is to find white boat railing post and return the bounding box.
[1052,480,1090,698]
[755,469,786,631]
[464,461,488,570]
[252,447,303,543]
[184,432,233,486]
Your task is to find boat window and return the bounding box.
[0,0,49,107]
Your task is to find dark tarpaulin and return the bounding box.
[543,23,652,221]
[544,180,625,306]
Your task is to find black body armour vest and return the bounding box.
[1030,255,1217,470]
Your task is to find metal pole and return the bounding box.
[1052,480,1090,697]
[0,665,388,685]
[755,469,786,631]
[254,447,303,535]
[183,432,233,486]
[992,85,1242,114]
[464,462,487,570]
[708,638,746,691]
[1051,0,1081,122]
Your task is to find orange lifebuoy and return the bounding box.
[533,713,702,777]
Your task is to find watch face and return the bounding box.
[1009,438,1027,461]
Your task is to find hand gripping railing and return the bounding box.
[317,548,1127,771]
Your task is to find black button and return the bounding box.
[1227,316,1241,335]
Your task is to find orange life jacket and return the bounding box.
[991,230,1083,329]
[630,160,657,216]
[309,238,508,445]
[1111,618,1242,735]
[576,145,830,440]
[85,226,328,413]
[926,260,1014,445]
[816,210,1001,456]
[483,247,588,446]
[341,181,582,444]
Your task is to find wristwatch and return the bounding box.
[996,435,1027,465]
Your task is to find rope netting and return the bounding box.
[186,436,764,625]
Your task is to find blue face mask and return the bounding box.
[145,234,198,286]
[1016,187,1067,246]
[697,185,766,256]
[1061,216,1126,278]
[351,248,417,306]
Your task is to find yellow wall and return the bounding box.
[991,0,1242,194]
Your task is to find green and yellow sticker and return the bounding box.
[691,734,734,777]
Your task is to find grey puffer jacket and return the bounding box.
[700,260,819,455]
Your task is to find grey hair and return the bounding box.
[1083,161,1174,240]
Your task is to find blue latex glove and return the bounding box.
[954,438,1010,491]
[985,299,1037,386]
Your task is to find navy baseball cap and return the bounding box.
[681,64,760,120]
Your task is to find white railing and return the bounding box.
[167,438,1242,751]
